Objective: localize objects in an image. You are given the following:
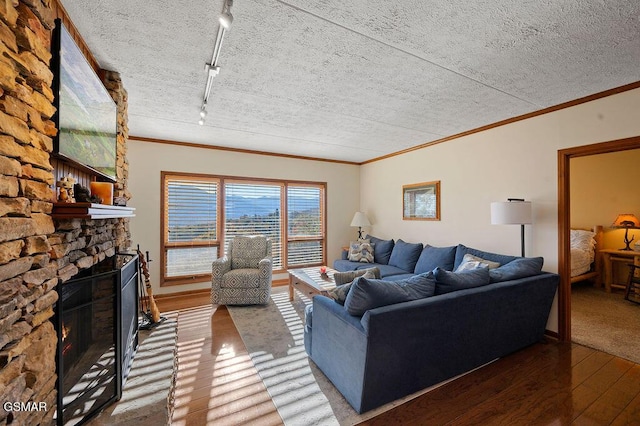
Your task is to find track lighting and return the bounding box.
[198,0,234,123]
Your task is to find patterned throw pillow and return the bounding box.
[328,269,377,305]
[454,253,500,272]
[348,240,375,263]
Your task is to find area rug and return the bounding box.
[228,287,445,426]
[88,314,178,425]
[571,284,640,364]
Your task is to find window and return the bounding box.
[224,181,284,269]
[161,172,326,285]
[287,185,323,267]
[162,174,220,285]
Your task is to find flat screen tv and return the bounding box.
[51,19,117,182]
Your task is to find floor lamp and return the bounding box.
[491,198,532,257]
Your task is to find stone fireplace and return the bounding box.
[0,2,132,425]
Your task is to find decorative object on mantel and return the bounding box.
[90,181,114,205]
[490,198,532,257]
[612,213,640,251]
[74,183,101,204]
[403,181,441,220]
[56,174,75,202]
[350,211,371,240]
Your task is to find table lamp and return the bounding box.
[612,213,640,250]
[350,212,371,240]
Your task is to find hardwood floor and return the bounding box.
[156,292,640,425]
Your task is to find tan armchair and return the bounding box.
[211,235,272,305]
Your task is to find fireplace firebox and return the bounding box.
[54,253,139,425]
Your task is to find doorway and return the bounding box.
[558,135,640,342]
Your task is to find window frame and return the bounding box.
[160,171,326,286]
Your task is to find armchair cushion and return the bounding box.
[231,236,270,269]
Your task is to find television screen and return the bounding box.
[52,20,117,182]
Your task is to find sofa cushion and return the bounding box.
[348,240,375,263]
[455,253,501,272]
[375,264,413,278]
[489,257,544,283]
[414,245,457,274]
[328,269,378,304]
[388,239,423,272]
[365,235,395,265]
[333,267,381,286]
[453,245,518,271]
[333,259,376,272]
[344,272,436,316]
[433,267,491,295]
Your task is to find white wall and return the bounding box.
[127,142,360,295]
[360,88,640,332]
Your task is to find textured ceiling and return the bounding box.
[60,0,640,163]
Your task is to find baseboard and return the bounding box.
[544,329,559,340]
[151,279,288,302]
[152,288,210,301]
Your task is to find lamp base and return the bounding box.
[621,228,635,251]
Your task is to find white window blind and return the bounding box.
[224,182,283,269]
[287,185,323,266]
[165,177,219,278]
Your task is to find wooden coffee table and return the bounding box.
[288,267,337,301]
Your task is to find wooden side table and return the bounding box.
[599,249,640,292]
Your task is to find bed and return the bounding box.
[570,225,603,285]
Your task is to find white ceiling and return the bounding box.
[60,0,640,163]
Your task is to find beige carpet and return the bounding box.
[571,284,640,364]
[228,287,449,426]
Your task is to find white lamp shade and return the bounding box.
[491,201,532,225]
[350,211,371,227]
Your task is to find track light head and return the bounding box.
[219,10,233,28]
[219,0,234,29]
[200,104,207,118]
[198,118,205,126]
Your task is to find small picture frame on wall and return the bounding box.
[403,181,440,220]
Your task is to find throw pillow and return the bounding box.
[455,253,501,272]
[333,267,381,286]
[434,267,491,295]
[388,239,423,272]
[453,245,518,271]
[365,235,395,265]
[344,272,436,316]
[328,269,378,304]
[489,257,544,283]
[348,240,375,263]
[414,244,457,274]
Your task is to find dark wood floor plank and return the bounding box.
[576,363,640,424]
[611,390,640,426]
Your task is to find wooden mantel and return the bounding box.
[52,202,136,219]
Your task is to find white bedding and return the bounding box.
[570,229,596,277]
[571,247,593,277]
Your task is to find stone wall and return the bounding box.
[0,2,131,425]
[0,1,59,425]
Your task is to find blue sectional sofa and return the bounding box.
[304,237,559,413]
